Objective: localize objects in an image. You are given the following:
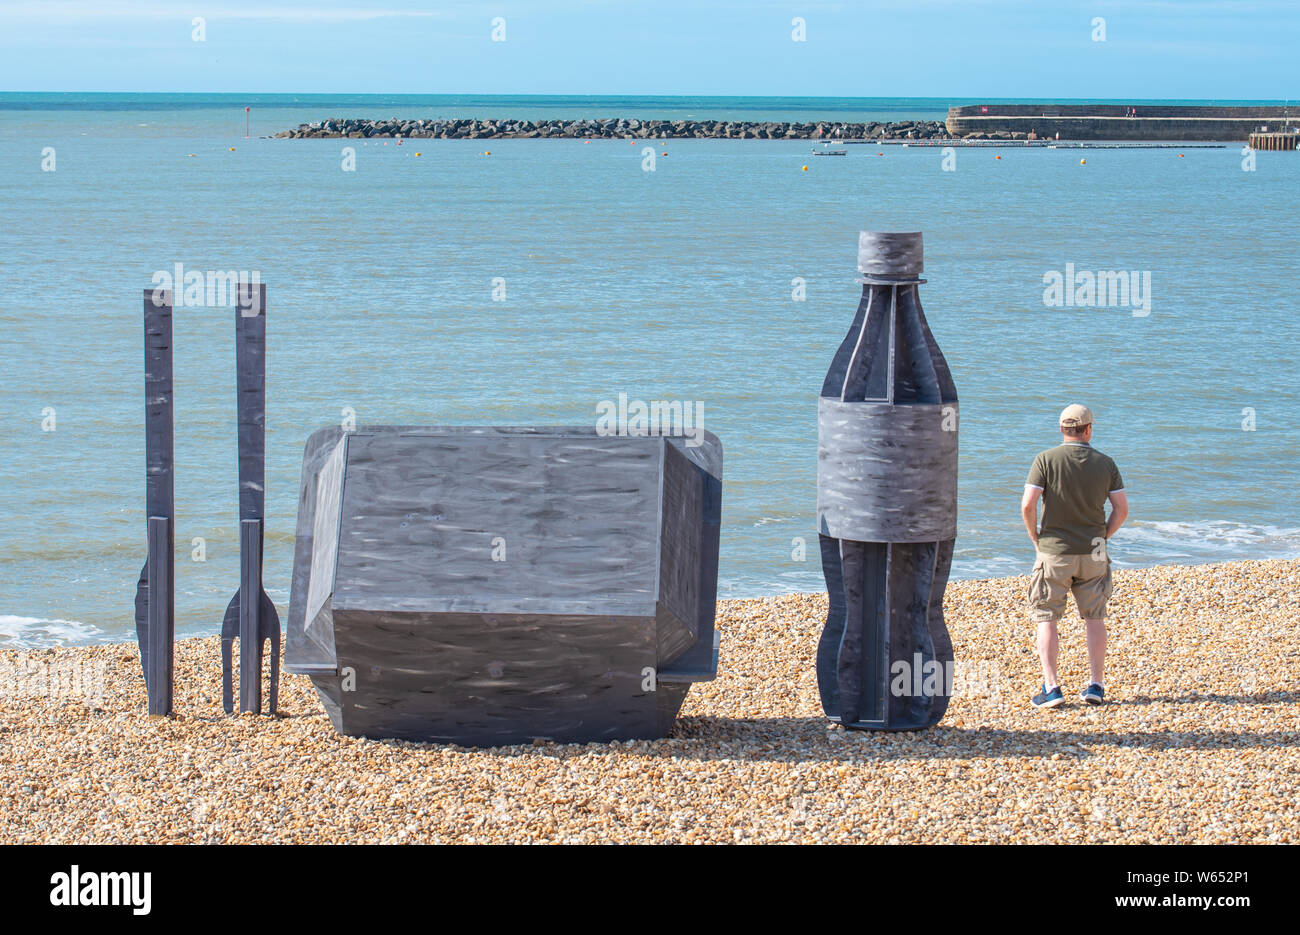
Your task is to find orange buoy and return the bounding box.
[995,155,1001,160]
[801,165,808,171]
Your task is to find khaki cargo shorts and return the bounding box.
[1027,551,1113,622]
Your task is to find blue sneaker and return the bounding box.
[1031,684,1065,709]
[1080,683,1105,705]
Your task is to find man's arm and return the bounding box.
[1021,485,1042,547]
[1105,489,1129,539]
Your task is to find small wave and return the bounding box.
[0,615,111,649]
[1123,520,1300,544]
[1117,520,1300,564]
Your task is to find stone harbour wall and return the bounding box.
[946,104,1297,141]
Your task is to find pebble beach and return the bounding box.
[2,558,1296,845]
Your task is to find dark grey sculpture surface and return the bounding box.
[221,282,280,715]
[285,425,722,746]
[134,288,175,716]
[816,231,958,731]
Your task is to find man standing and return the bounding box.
[1020,405,1129,708]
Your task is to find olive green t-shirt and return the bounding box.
[1026,443,1125,555]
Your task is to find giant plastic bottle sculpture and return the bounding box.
[816,231,958,730]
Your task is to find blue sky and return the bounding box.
[0,0,1295,97]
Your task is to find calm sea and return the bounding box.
[1,93,1297,647]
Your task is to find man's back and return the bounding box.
[1021,405,1130,710]
[1026,443,1124,555]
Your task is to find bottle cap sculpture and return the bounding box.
[285,425,723,746]
[816,231,958,730]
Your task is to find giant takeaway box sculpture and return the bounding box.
[285,426,723,746]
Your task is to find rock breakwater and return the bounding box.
[274,117,953,141]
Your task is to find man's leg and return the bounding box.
[1036,619,1060,689]
[1083,618,1106,687]
[1027,553,1068,705]
[1074,554,1113,700]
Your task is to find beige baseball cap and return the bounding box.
[1059,404,1094,428]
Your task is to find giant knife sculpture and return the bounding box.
[135,287,176,715]
[222,282,281,714]
[816,231,958,730]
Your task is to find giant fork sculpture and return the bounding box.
[221,282,281,715]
